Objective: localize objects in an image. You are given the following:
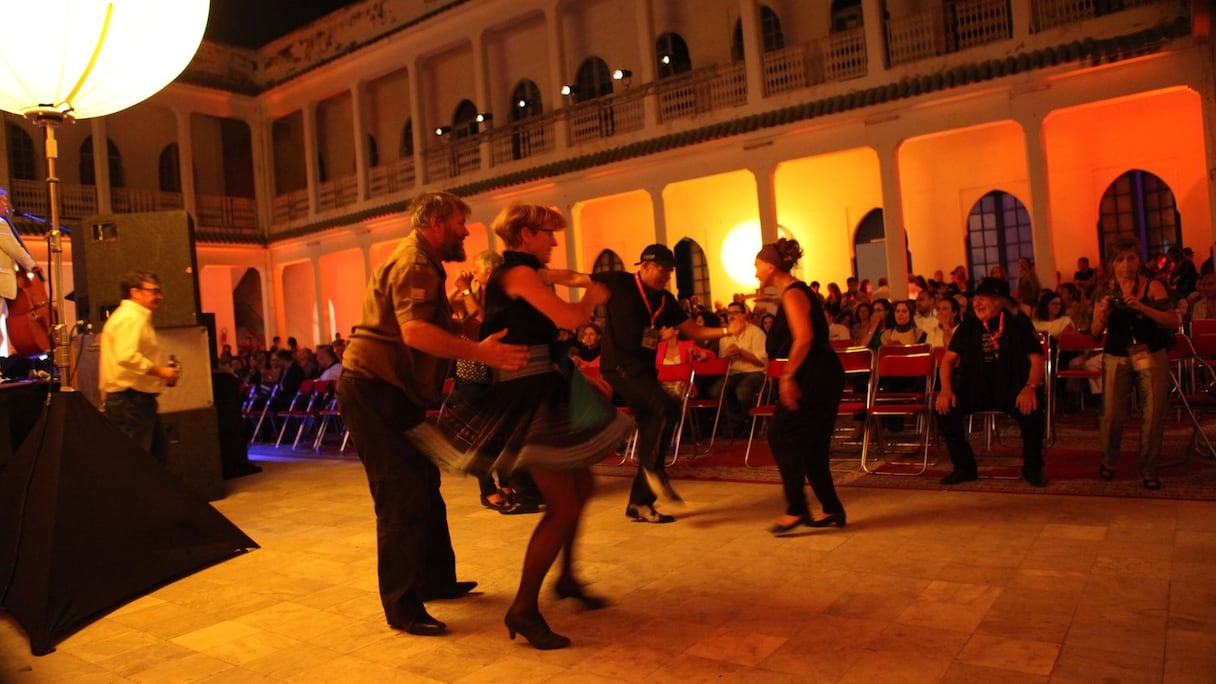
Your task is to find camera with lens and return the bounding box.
[1107,293,1127,309]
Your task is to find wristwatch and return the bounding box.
[461,288,472,297]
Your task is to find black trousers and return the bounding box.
[603,368,681,507]
[938,396,1045,475]
[336,375,457,625]
[768,374,844,517]
[104,389,167,465]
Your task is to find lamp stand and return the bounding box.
[24,108,73,392]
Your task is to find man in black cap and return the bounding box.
[594,243,742,522]
[935,276,1048,487]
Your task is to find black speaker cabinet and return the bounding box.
[72,211,201,328]
[161,407,224,501]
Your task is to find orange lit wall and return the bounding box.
[664,170,759,302]
[900,121,1029,277]
[198,266,237,353]
[572,190,654,273]
[774,146,882,286]
[318,248,365,344]
[370,239,399,274]
[1043,87,1210,267]
[280,261,318,346]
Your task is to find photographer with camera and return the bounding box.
[1091,237,1181,490]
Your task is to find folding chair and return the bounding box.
[243,384,280,444]
[682,356,731,455]
[860,350,934,475]
[1053,331,1104,424]
[312,396,349,453]
[835,346,873,445]
[656,362,695,464]
[275,379,326,448]
[744,360,787,468]
[970,331,1052,457]
[1164,333,1216,463]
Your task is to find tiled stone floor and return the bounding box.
[3,452,1216,683]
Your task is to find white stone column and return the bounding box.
[409,60,429,184]
[861,0,886,75]
[472,34,493,171]
[249,116,274,237]
[302,103,320,216]
[310,251,327,345]
[635,0,658,127]
[91,118,112,215]
[753,164,779,245]
[738,0,766,106]
[173,109,198,221]
[1019,112,1059,288]
[545,2,570,152]
[649,185,667,245]
[875,138,909,301]
[351,82,369,202]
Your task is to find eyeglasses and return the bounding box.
[138,287,163,294]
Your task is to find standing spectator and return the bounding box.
[98,271,182,463]
[1091,237,1179,490]
[753,239,847,533]
[336,191,527,636]
[1074,256,1097,289]
[1169,246,1198,300]
[1015,257,1041,315]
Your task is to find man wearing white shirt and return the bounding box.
[316,344,342,382]
[914,289,940,339]
[711,302,768,433]
[99,271,181,463]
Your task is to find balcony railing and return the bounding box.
[110,188,184,214]
[487,114,558,165]
[655,64,748,123]
[272,188,310,224]
[887,0,1010,66]
[820,27,868,82]
[196,194,257,230]
[1033,0,1173,32]
[567,91,645,145]
[368,156,416,198]
[317,175,359,213]
[763,45,813,95]
[424,136,482,183]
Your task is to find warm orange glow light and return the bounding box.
[721,221,763,287]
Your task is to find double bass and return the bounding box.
[4,263,52,355]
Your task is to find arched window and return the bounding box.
[656,32,692,78]
[80,136,124,187]
[731,5,785,62]
[831,0,864,32]
[1097,169,1180,264]
[674,238,710,303]
[6,123,36,181]
[511,79,543,121]
[966,191,1033,283]
[592,249,625,273]
[572,57,613,103]
[451,99,480,139]
[399,119,414,158]
[367,134,379,167]
[158,144,181,193]
[510,79,544,160]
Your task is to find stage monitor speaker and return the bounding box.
[73,210,201,329]
[161,407,224,501]
[72,326,214,413]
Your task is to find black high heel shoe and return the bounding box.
[554,580,609,610]
[769,515,812,535]
[807,511,847,528]
[504,610,571,650]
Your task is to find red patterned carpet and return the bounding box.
[591,412,1216,501]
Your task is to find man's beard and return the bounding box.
[439,237,466,262]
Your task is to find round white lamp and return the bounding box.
[0,0,210,389]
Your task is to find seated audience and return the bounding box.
[709,302,768,432]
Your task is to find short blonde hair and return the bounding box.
[491,203,566,248]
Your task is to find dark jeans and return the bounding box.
[768,376,844,517]
[939,396,1045,476]
[603,368,681,507]
[104,389,167,464]
[708,370,766,429]
[336,375,457,625]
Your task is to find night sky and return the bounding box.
[205,0,362,48]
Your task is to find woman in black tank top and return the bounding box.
[754,238,848,534]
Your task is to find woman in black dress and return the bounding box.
[754,238,848,534]
[410,203,633,649]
